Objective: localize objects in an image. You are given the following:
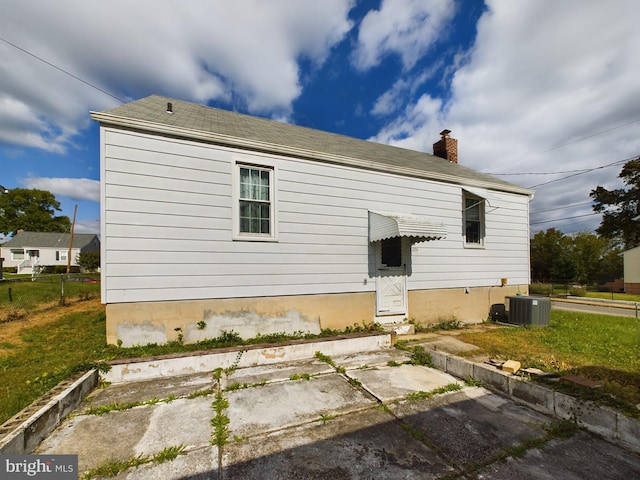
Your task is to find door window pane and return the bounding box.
[381,237,402,267]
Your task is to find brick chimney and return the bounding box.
[433,129,458,164]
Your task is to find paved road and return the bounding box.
[552,299,639,318]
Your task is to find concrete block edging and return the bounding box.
[103,334,393,384]
[423,346,640,454]
[0,370,99,454]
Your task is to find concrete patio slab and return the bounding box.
[389,386,552,468]
[348,364,462,402]
[475,430,640,479]
[226,373,375,438]
[25,340,640,479]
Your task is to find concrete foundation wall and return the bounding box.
[107,285,527,347]
[408,285,526,324]
[107,292,376,346]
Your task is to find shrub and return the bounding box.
[529,283,552,295]
[569,285,587,297]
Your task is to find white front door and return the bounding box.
[376,237,407,316]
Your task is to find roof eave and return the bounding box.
[90,112,535,197]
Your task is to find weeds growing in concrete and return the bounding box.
[209,350,245,480]
[83,395,177,416]
[348,377,362,388]
[409,346,433,367]
[187,387,214,399]
[465,376,483,387]
[317,412,336,424]
[314,351,335,366]
[80,445,186,479]
[152,444,187,464]
[290,372,313,381]
[404,383,462,402]
[225,379,268,391]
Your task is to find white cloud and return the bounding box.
[0,0,354,152]
[352,0,455,71]
[372,0,640,235]
[0,96,66,152]
[22,177,100,202]
[371,68,437,117]
[369,94,444,152]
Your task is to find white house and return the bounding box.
[1,231,100,274]
[623,246,640,294]
[91,95,534,347]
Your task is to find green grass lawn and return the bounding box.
[0,304,107,424]
[0,275,101,320]
[1,304,639,426]
[584,291,640,302]
[456,310,640,417]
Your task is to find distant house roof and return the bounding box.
[2,231,99,249]
[91,95,534,197]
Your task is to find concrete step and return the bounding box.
[380,322,415,336]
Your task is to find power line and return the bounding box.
[0,35,125,104]
[530,200,594,215]
[526,158,630,189]
[537,118,640,154]
[488,156,633,180]
[490,168,597,176]
[530,212,599,226]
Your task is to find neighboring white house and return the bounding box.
[91,95,534,347]
[623,246,640,294]
[1,231,100,274]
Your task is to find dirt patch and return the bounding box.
[0,298,104,356]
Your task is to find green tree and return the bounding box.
[571,232,611,284]
[598,242,624,282]
[76,251,100,272]
[530,228,575,282]
[591,157,640,249]
[531,229,623,285]
[0,188,70,236]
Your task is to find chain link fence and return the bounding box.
[0,274,100,323]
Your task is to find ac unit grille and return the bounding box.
[506,296,550,326]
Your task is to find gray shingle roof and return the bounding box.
[91,95,532,196]
[2,231,99,249]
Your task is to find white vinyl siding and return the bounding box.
[101,128,531,304]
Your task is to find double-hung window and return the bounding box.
[10,249,25,261]
[464,193,484,246]
[234,162,276,240]
[56,250,68,262]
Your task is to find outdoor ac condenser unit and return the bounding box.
[506,296,551,326]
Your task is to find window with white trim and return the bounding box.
[11,249,25,261]
[464,193,484,246]
[56,250,68,262]
[234,163,276,240]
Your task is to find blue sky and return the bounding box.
[1,0,639,239]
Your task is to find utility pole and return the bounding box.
[66,204,77,275]
[0,185,7,280]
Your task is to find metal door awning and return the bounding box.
[368,211,447,243]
